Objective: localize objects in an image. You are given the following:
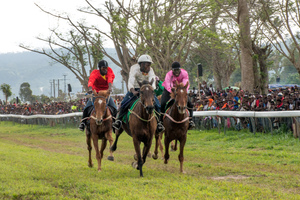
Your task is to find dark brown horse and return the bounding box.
[156,81,189,173]
[86,89,114,172]
[110,79,157,177]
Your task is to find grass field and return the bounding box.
[1,121,300,199]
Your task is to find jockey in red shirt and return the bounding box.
[78,60,117,131]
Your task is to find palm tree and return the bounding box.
[0,83,12,105]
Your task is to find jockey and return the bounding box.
[112,54,165,133]
[78,60,117,131]
[160,61,195,129]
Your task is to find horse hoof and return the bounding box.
[164,160,168,164]
[88,163,93,168]
[147,152,152,158]
[152,154,158,160]
[134,154,138,161]
[181,170,186,174]
[132,161,138,169]
[107,156,114,161]
[98,169,102,172]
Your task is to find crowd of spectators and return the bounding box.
[0,99,86,115]
[1,81,299,116]
[189,81,300,112]
[0,95,125,115]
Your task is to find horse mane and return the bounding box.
[170,82,186,99]
[140,80,154,91]
[95,90,109,97]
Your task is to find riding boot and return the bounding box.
[113,105,127,130]
[78,120,86,131]
[188,109,195,130]
[156,113,165,133]
[78,106,90,131]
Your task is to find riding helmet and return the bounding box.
[98,60,109,69]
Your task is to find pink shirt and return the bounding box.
[162,69,190,93]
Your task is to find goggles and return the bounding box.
[172,68,181,72]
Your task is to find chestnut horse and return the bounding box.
[86,90,114,172]
[110,79,157,177]
[154,81,189,173]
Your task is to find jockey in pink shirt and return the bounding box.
[160,61,195,129]
[162,67,190,93]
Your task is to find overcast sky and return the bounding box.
[0,0,109,54]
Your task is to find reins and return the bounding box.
[129,108,155,122]
[81,94,112,123]
[128,84,156,123]
[164,87,190,124]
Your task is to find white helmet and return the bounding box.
[138,54,153,63]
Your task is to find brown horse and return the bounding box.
[86,89,114,172]
[110,79,157,177]
[157,81,189,173]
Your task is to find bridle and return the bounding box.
[129,84,156,122]
[90,95,112,124]
[164,86,190,123]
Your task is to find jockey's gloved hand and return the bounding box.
[87,86,93,94]
[130,88,139,96]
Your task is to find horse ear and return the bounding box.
[149,78,154,86]
[137,80,142,87]
[106,89,110,97]
[171,87,176,94]
[184,81,189,89]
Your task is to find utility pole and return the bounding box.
[121,79,124,94]
[63,74,67,94]
[53,79,56,98]
[49,80,53,97]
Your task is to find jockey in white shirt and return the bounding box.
[112,54,164,133]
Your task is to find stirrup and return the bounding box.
[78,122,85,131]
[157,122,165,133]
[113,120,122,130]
[188,121,195,130]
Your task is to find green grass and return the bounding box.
[1,121,300,199]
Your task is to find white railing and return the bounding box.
[0,111,300,119]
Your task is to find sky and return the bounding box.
[0,0,108,54]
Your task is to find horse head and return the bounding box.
[92,89,110,125]
[138,79,155,115]
[171,81,188,114]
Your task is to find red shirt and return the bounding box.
[88,67,115,92]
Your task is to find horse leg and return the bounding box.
[132,137,143,177]
[171,140,177,151]
[86,130,93,168]
[97,138,107,172]
[152,132,160,160]
[106,131,114,161]
[164,136,170,164]
[142,139,152,164]
[158,133,164,159]
[110,127,123,152]
[178,136,187,173]
[92,135,102,172]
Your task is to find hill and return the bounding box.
[0,49,123,100]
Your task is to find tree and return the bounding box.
[19,82,33,103]
[82,0,207,82]
[260,0,300,75]
[20,26,104,92]
[20,1,207,89]
[215,0,255,92]
[0,83,12,105]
